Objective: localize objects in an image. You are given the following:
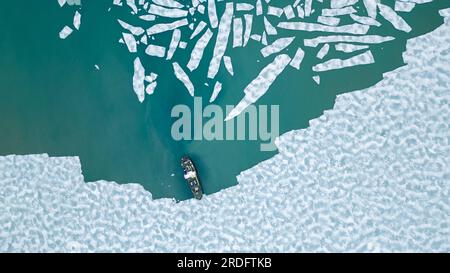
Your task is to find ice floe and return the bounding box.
[305,0,312,17]
[207,2,233,79]
[256,0,263,16]
[145,72,158,83]
[187,28,213,71]
[312,75,321,84]
[133,57,146,103]
[317,15,341,26]
[167,29,181,60]
[139,14,156,21]
[118,19,145,36]
[59,26,73,39]
[19,1,450,252]
[363,0,378,18]
[145,81,158,95]
[146,19,188,36]
[223,55,234,76]
[190,21,207,39]
[322,6,356,17]
[312,50,375,72]
[173,62,195,96]
[317,43,330,59]
[260,37,295,58]
[378,3,412,33]
[58,0,67,7]
[267,6,283,17]
[264,17,278,36]
[148,4,188,18]
[208,0,219,29]
[236,3,254,12]
[350,14,381,27]
[226,54,292,121]
[335,43,370,53]
[283,5,295,20]
[233,18,243,47]
[57,0,441,122]
[209,81,222,102]
[395,1,416,12]
[243,14,253,46]
[331,0,359,9]
[123,33,138,53]
[278,22,369,35]
[145,44,166,57]
[289,47,305,70]
[304,35,395,47]
[153,0,184,9]
[126,0,138,14]
[73,11,81,30]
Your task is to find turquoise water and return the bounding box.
[0,1,448,200]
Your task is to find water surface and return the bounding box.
[0,1,448,200]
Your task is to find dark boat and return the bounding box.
[181,156,203,200]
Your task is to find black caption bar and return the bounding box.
[0,252,445,272]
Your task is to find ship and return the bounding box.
[181,156,203,200]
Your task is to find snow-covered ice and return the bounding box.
[312,75,321,84]
[226,54,292,121]
[378,3,412,33]
[145,44,166,58]
[236,3,254,12]
[148,4,188,18]
[363,0,378,18]
[187,28,213,71]
[232,18,243,48]
[118,19,145,36]
[243,14,253,46]
[395,1,416,12]
[59,26,73,39]
[335,43,370,53]
[283,5,295,20]
[304,35,395,47]
[190,21,207,39]
[350,14,381,27]
[146,19,188,36]
[123,33,137,53]
[207,2,233,79]
[267,6,283,17]
[260,37,295,58]
[145,81,157,95]
[331,0,359,9]
[289,47,305,69]
[208,0,219,29]
[223,55,234,76]
[73,11,81,30]
[317,16,341,26]
[322,6,356,17]
[2,10,450,252]
[173,62,195,96]
[167,29,181,60]
[317,43,330,59]
[313,50,375,72]
[132,57,146,103]
[263,17,278,36]
[209,81,222,103]
[277,21,369,35]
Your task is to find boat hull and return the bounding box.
[181,156,203,200]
